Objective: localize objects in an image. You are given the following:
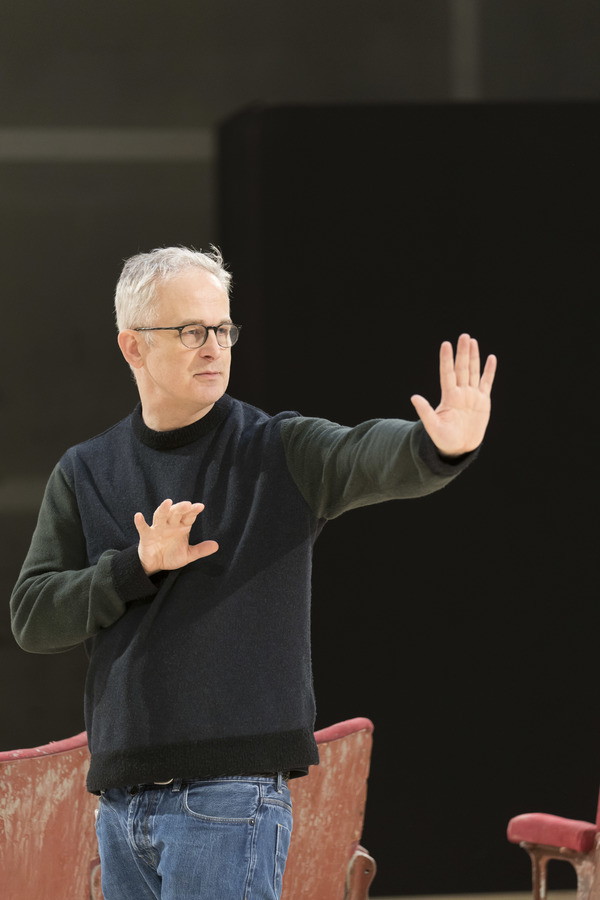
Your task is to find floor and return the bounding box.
[379,893,576,900]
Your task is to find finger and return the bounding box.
[152,498,173,526]
[468,338,481,387]
[179,505,205,527]
[189,540,219,561]
[167,501,204,526]
[453,333,471,387]
[439,341,456,393]
[479,353,497,394]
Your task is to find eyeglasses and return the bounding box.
[133,322,241,349]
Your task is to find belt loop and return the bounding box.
[171,779,183,793]
[276,772,283,793]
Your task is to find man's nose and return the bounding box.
[200,329,222,355]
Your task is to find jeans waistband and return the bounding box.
[128,772,290,796]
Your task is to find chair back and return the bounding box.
[282,717,374,899]
[0,732,100,900]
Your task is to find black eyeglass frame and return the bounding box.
[133,322,241,349]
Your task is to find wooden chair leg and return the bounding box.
[90,860,103,900]
[524,843,598,900]
[345,846,376,900]
[580,836,600,900]
[525,847,549,900]
[575,857,599,900]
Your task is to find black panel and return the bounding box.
[218,103,599,895]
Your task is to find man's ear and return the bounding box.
[117,330,146,369]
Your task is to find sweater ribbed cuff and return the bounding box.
[418,428,480,476]
[110,545,159,604]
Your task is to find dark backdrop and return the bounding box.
[218,103,599,895]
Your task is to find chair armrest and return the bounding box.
[507,812,598,854]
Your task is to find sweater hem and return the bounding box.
[86,728,319,793]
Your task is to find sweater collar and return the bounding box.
[131,394,234,450]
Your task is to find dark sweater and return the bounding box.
[11,395,473,793]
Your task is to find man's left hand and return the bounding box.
[410,334,497,457]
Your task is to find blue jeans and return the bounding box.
[95,775,293,899]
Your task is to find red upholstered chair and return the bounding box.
[507,791,600,900]
[282,717,376,899]
[0,718,376,900]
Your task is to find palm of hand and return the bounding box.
[427,383,492,456]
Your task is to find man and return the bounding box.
[11,246,496,900]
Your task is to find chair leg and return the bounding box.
[90,860,104,900]
[524,844,597,900]
[575,858,598,900]
[345,846,377,900]
[526,848,549,900]
[581,837,600,900]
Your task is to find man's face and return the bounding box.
[134,268,232,429]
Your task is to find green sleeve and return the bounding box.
[10,463,156,654]
[280,415,476,520]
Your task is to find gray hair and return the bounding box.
[114,245,232,332]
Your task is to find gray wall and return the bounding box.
[1,0,599,893]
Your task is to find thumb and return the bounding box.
[134,511,150,538]
[188,540,220,562]
[410,394,434,425]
